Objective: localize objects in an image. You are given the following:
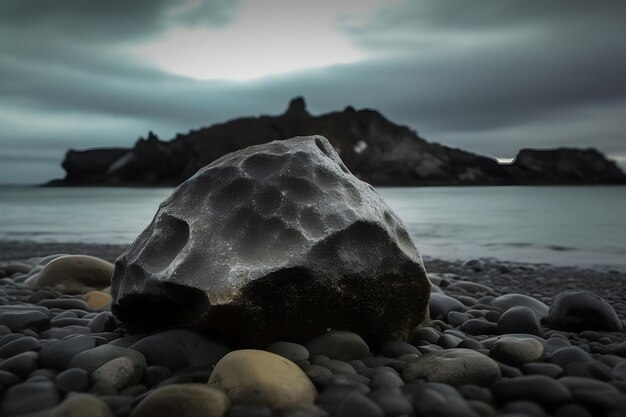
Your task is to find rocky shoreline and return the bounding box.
[1,246,625,417]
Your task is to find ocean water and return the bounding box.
[0,185,624,267]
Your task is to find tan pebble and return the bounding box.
[49,393,113,417]
[489,336,545,366]
[131,384,230,417]
[31,255,114,294]
[91,357,145,394]
[84,291,112,310]
[208,349,317,409]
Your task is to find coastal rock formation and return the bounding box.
[111,136,431,345]
[48,97,626,186]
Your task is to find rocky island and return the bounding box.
[47,98,626,187]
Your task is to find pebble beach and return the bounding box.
[1,242,625,417]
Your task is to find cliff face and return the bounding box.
[49,98,626,186]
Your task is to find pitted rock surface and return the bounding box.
[111,136,431,345]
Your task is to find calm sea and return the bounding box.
[0,186,625,267]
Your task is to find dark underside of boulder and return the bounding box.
[206,266,430,348]
[111,281,210,331]
[112,257,430,348]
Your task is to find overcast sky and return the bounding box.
[1,0,625,183]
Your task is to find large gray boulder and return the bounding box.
[111,136,431,346]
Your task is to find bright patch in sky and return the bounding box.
[131,0,383,81]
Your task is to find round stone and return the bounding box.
[492,375,572,407]
[334,391,384,417]
[544,336,571,354]
[368,389,413,416]
[0,370,21,388]
[39,298,90,310]
[208,349,317,409]
[457,384,494,403]
[69,345,147,373]
[91,356,146,394]
[409,327,441,344]
[305,364,331,378]
[42,326,91,339]
[462,259,483,272]
[497,306,543,336]
[84,291,113,310]
[401,348,500,386]
[547,291,623,332]
[491,294,549,319]
[0,307,50,332]
[437,334,462,349]
[502,400,547,417]
[227,404,272,417]
[457,338,486,351]
[379,340,419,358]
[402,383,478,417]
[0,351,38,378]
[56,368,91,393]
[305,330,369,361]
[319,359,356,375]
[467,400,497,417]
[129,329,229,371]
[429,293,466,320]
[131,384,230,417]
[461,319,497,336]
[318,385,369,413]
[49,393,113,417]
[39,335,98,370]
[27,255,114,294]
[87,312,117,333]
[0,379,61,416]
[0,336,40,358]
[369,371,404,390]
[449,281,494,295]
[558,376,619,393]
[447,311,472,327]
[520,362,564,379]
[613,362,626,381]
[554,403,593,417]
[489,336,545,366]
[274,406,329,417]
[143,365,172,388]
[266,341,309,365]
[548,346,593,368]
[2,262,32,275]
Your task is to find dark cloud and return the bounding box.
[0,0,239,41]
[343,0,626,45]
[0,0,625,183]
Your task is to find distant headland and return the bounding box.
[46,97,626,187]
